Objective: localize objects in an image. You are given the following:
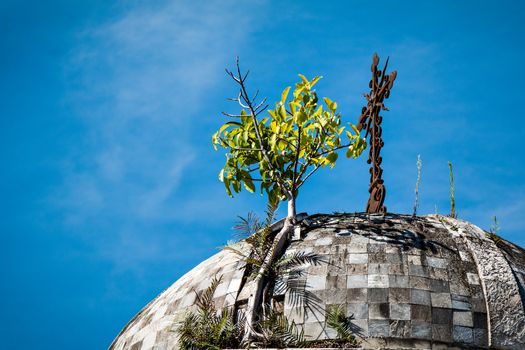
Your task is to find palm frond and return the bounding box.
[256,309,305,347]
[195,275,222,312]
[263,202,278,227]
[234,212,262,239]
[274,251,326,272]
[223,243,250,260]
[176,275,243,349]
[274,277,323,315]
[326,305,358,341]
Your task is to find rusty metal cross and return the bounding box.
[357,53,397,214]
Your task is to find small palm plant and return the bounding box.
[326,305,358,343]
[227,204,324,312]
[487,215,502,244]
[226,204,325,345]
[448,161,456,218]
[412,154,422,217]
[177,276,243,349]
[253,308,305,348]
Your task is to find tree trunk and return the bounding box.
[242,197,296,342]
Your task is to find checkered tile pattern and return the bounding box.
[110,214,525,349]
[109,242,248,350]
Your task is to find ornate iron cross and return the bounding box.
[356,54,397,214]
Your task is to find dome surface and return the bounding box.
[109,214,525,349]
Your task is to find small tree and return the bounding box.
[213,59,366,219]
[413,154,422,217]
[448,161,456,218]
[212,58,366,339]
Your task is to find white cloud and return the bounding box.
[55,0,264,274]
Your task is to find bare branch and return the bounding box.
[239,100,249,109]
[230,146,263,152]
[242,69,250,83]
[318,143,352,156]
[254,97,267,111]
[297,164,321,189]
[232,60,289,192]
[274,136,297,150]
[221,112,242,118]
[254,104,268,116]
[292,126,302,190]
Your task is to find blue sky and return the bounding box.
[1,1,524,349]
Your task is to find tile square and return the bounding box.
[368,263,390,274]
[411,321,431,339]
[347,288,368,303]
[466,272,480,285]
[346,263,368,275]
[369,252,388,264]
[348,253,368,264]
[473,328,488,346]
[410,289,430,305]
[307,275,326,290]
[389,264,407,275]
[432,307,452,325]
[427,257,448,268]
[451,295,472,311]
[411,304,431,322]
[347,303,368,319]
[453,311,473,327]
[389,275,409,288]
[409,264,429,277]
[369,288,389,303]
[390,320,411,337]
[390,303,411,320]
[410,276,430,290]
[368,274,389,288]
[347,275,368,288]
[369,320,390,337]
[432,324,452,342]
[430,279,450,293]
[351,319,369,337]
[473,312,487,329]
[431,292,452,308]
[369,303,390,319]
[389,288,410,303]
[386,253,402,264]
[453,325,473,343]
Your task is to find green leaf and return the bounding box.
[278,104,287,120]
[298,73,309,84]
[219,121,241,134]
[243,178,255,193]
[224,177,232,197]
[350,123,360,135]
[218,168,225,182]
[232,179,241,193]
[310,76,322,88]
[326,152,338,166]
[295,110,307,125]
[281,86,291,104]
[323,97,337,112]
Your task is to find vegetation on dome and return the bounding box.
[210,58,369,342]
[175,54,400,348]
[176,54,507,349]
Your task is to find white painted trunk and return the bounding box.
[242,197,296,342]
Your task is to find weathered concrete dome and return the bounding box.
[110,214,525,349]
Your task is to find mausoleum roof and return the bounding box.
[109,213,525,349]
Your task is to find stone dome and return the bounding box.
[109,213,525,349]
